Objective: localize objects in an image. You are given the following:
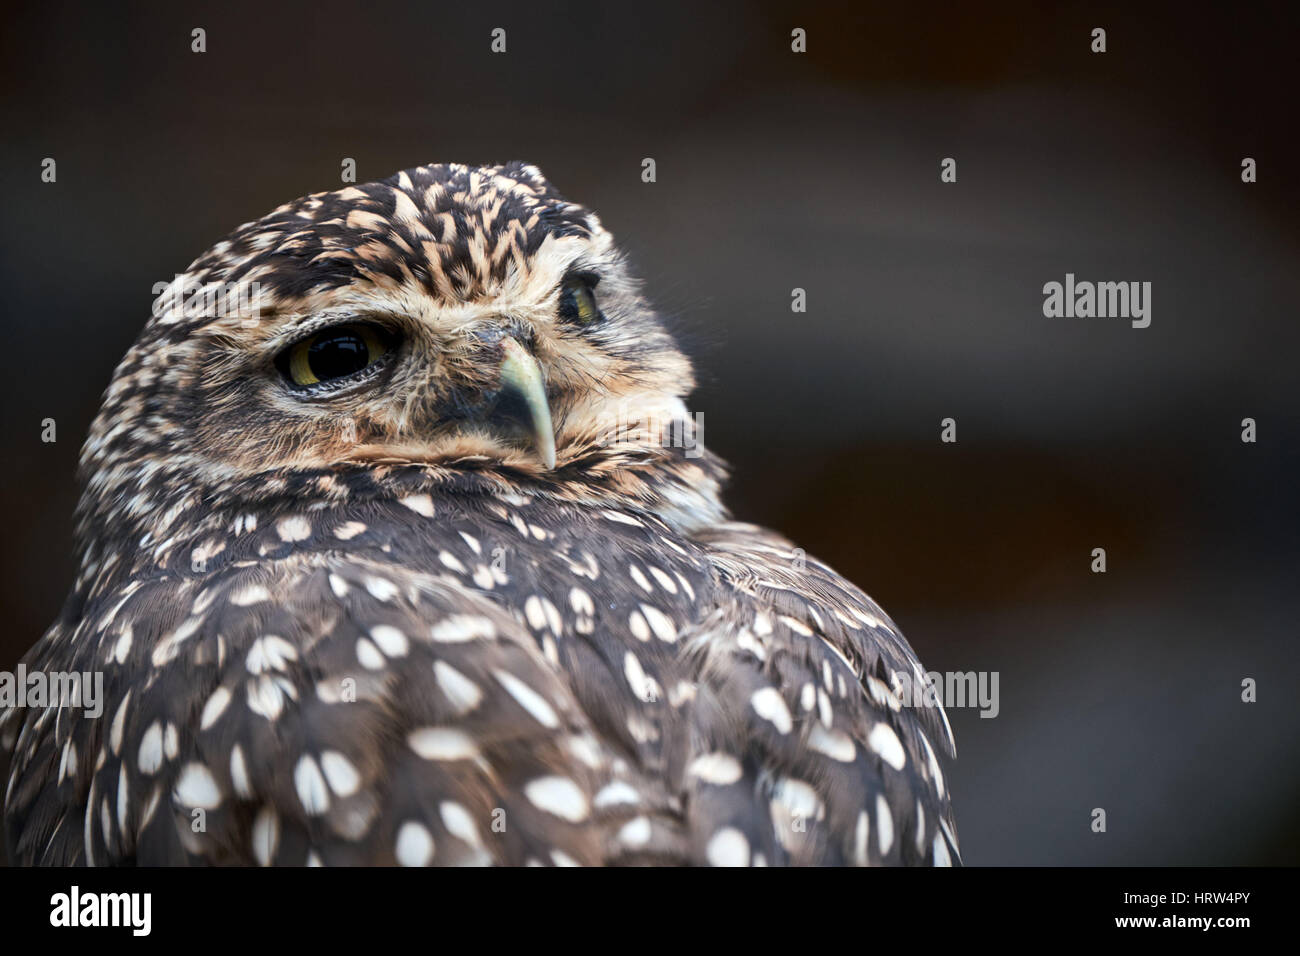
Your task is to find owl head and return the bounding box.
[76,163,726,579]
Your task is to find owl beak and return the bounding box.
[498,337,557,470]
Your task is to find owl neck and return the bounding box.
[69,443,731,606]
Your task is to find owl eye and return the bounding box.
[558,275,603,326]
[279,323,393,388]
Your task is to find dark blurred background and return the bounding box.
[2,1,1297,865]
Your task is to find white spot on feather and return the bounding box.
[524,776,589,822]
[808,724,856,762]
[934,832,953,867]
[355,637,385,670]
[434,661,483,714]
[320,751,362,797]
[400,493,435,517]
[569,587,594,615]
[623,652,660,703]
[688,753,743,785]
[493,670,559,728]
[294,755,330,815]
[431,614,495,643]
[200,686,232,730]
[109,691,132,756]
[230,745,252,798]
[868,723,907,771]
[629,565,653,593]
[396,821,435,866]
[230,584,271,606]
[750,687,792,734]
[628,610,651,642]
[369,624,409,657]
[854,810,871,865]
[876,794,894,856]
[111,625,133,665]
[648,566,677,593]
[174,763,222,809]
[137,722,164,774]
[334,521,366,540]
[707,828,750,867]
[639,604,677,643]
[246,635,297,674]
[439,801,484,849]
[593,781,642,808]
[252,805,279,866]
[619,816,652,847]
[364,576,398,601]
[408,727,479,761]
[920,730,946,798]
[276,515,311,542]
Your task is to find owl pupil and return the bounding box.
[308,332,369,380]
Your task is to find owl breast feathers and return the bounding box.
[2,162,958,866]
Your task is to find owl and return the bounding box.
[2,162,958,866]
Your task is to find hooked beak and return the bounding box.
[497,337,557,470]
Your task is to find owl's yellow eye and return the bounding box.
[558,276,603,326]
[281,323,392,387]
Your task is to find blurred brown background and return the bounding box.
[2,0,1297,864]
